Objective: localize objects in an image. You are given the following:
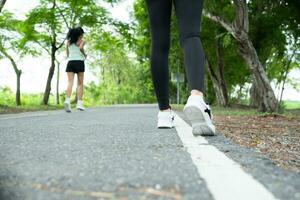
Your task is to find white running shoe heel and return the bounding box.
[76,100,85,111]
[157,110,175,129]
[183,95,215,136]
[64,101,72,113]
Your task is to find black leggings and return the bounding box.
[146,0,205,110]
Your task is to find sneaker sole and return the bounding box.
[157,120,175,129]
[183,105,215,136]
[158,126,174,129]
[157,122,175,129]
[64,103,71,113]
[158,124,175,129]
[77,108,85,111]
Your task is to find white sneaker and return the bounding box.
[64,101,72,113]
[183,95,215,136]
[76,100,85,111]
[157,110,175,129]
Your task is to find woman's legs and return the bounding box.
[66,72,75,98]
[77,72,84,100]
[76,72,85,111]
[174,0,205,96]
[173,0,215,135]
[146,0,205,110]
[64,72,75,112]
[146,0,172,111]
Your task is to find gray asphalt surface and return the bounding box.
[0,106,212,200]
[0,105,299,200]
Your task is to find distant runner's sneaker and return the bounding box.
[64,101,72,113]
[157,110,175,129]
[183,95,215,136]
[76,100,85,111]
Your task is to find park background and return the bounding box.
[0,0,299,113]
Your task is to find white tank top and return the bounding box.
[68,43,85,61]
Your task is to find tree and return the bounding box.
[0,0,6,13]
[0,11,24,105]
[22,0,109,105]
[204,0,278,112]
[205,33,231,107]
[22,0,66,105]
[246,0,300,109]
[55,59,60,105]
[0,48,22,105]
[86,28,155,105]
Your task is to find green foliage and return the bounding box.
[85,27,155,105]
[133,0,150,62]
[20,0,111,56]
[0,10,28,56]
[0,11,18,31]
[0,86,14,105]
[221,33,232,48]
[0,86,58,106]
[204,0,235,22]
[249,0,300,83]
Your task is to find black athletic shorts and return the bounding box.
[66,60,85,73]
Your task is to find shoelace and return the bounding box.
[204,108,212,119]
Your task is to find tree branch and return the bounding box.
[0,0,6,13]
[206,56,220,85]
[0,46,21,75]
[57,38,66,50]
[36,40,51,54]
[70,0,78,27]
[57,6,70,29]
[233,0,249,33]
[203,11,234,34]
[279,47,297,103]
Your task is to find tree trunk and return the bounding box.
[206,57,227,107]
[0,47,22,105]
[279,49,296,104]
[56,60,60,105]
[215,37,229,106]
[42,0,58,105]
[0,0,6,12]
[42,44,56,105]
[235,33,278,112]
[249,82,260,108]
[16,71,21,105]
[236,84,245,102]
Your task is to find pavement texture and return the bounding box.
[0,105,299,200]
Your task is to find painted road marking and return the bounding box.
[174,113,278,200]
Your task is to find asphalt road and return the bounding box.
[0,105,299,200]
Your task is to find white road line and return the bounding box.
[174,113,278,200]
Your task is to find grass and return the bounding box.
[0,91,64,114]
[284,101,300,109]
[0,104,63,114]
